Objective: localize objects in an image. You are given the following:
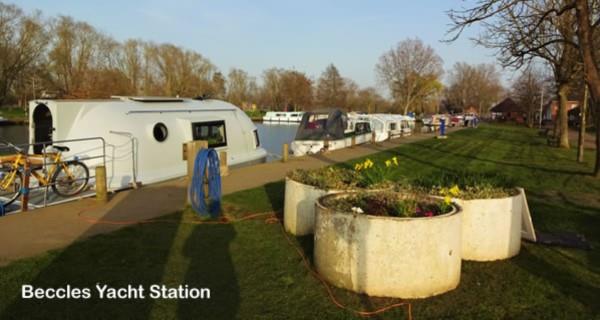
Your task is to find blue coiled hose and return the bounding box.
[189,148,222,218]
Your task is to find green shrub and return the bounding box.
[410,170,518,199]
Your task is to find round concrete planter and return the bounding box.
[457,192,523,261]
[314,192,462,299]
[284,177,344,236]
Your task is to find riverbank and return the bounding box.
[0,124,597,319]
[0,129,451,265]
[0,107,28,124]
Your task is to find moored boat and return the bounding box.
[28,96,267,190]
[290,109,372,156]
[262,111,304,122]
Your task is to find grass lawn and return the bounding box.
[0,107,27,122]
[0,124,599,319]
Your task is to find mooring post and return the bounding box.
[371,131,377,144]
[282,143,288,162]
[21,159,30,212]
[351,135,356,147]
[183,141,208,180]
[219,151,229,176]
[95,165,108,203]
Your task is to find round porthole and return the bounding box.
[153,123,168,142]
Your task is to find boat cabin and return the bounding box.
[28,97,267,190]
[290,109,373,156]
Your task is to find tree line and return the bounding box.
[0,2,506,114]
[447,0,600,176]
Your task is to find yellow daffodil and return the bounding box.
[449,185,460,197]
[354,163,363,171]
[392,156,399,166]
[440,187,449,196]
[444,195,452,205]
[385,160,391,167]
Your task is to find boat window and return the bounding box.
[355,122,371,134]
[390,123,397,130]
[192,121,227,148]
[153,123,168,142]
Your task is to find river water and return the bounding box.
[0,123,298,161]
[255,122,299,161]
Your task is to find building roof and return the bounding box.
[490,98,524,113]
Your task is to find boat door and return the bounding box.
[32,104,53,154]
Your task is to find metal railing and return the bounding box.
[108,131,138,188]
[0,137,106,212]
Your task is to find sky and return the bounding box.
[15,0,509,93]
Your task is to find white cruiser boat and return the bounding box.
[290,109,373,156]
[349,113,415,142]
[28,96,267,190]
[262,111,304,122]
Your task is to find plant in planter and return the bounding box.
[314,191,462,299]
[411,171,523,261]
[285,166,360,236]
[353,156,399,187]
[325,191,453,218]
[284,157,398,236]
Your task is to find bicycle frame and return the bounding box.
[0,152,72,189]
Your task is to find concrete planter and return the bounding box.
[284,177,344,236]
[314,192,462,299]
[457,192,523,261]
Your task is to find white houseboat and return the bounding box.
[28,96,267,190]
[262,111,304,122]
[290,109,373,156]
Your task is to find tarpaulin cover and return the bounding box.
[294,109,348,140]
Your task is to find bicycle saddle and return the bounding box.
[53,145,70,152]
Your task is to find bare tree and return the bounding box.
[210,71,227,99]
[48,16,104,97]
[146,43,215,97]
[446,62,504,115]
[118,39,143,95]
[316,64,347,109]
[512,65,549,127]
[260,68,285,110]
[447,0,600,175]
[280,70,313,111]
[227,68,256,107]
[0,3,47,106]
[352,87,390,113]
[376,38,444,115]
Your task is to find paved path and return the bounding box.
[0,129,457,266]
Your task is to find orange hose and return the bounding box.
[76,208,412,319]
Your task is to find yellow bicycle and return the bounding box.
[0,141,89,207]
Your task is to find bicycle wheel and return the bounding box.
[0,170,23,207]
[51,161,90,197]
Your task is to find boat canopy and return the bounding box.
[295,109,347,140]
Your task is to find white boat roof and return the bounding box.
[32,97,239,113]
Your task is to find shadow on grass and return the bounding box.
[1,184,242,319]
[515,246,600,314]
[177,223,239,319]
[409,143,590,177]
[263,181,285,213]
[0,211,182,319]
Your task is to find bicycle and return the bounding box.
[0,141,90,207]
